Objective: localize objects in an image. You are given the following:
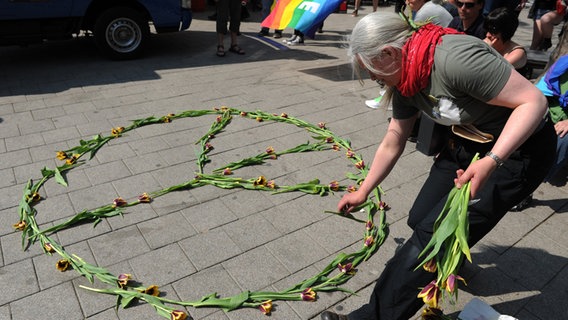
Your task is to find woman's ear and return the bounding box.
[381,46,400,60]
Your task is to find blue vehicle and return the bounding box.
[0,0,192,59]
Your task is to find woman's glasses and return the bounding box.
[455,1,476,9]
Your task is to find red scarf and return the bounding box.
[397,23,462,97]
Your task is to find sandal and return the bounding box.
[216,45,225,57]
[229,44,245,55]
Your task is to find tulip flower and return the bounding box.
[355,161,365,170]
[364,236,374,247]
[325,137,334,143]
[421,307,449,320]
[223,168,232,175]
[56,151,67,160]
[111,127,125,136]
[56,259,70,272]
[265,146,274,154]
[170,310,188,320]
[445,274,466,293]
[117,273,132,288]
[417,280,440,308]
[318,122,326,129]
[346,150,355,158]
[266,180,276,189]
[240,111,247,116]
[422,259,437,273]
[280,113,288,118]
[138,193,152,203]
[259,300,273,315]
[332,144,340,151]
[329,181,339,191]
[338,262,354,274]
[43,242,55,253]
[141,285,160,296]
[26,192,41,202]
[256,117,263,122]
[254,176,267,187]
[13,221,26,231]
[301,287,316,301]
[365,220,374,231]
[66,154,79,165]
[347,185,357,193]
[112,197,127,208]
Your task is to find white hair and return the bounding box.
[347,12,413,107]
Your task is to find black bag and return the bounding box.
[415,116,447,156]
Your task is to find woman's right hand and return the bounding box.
[337,190,368,214]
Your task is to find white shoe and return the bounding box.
[365,96,383,109]
[283,35,297,43]
[287,37,304,45]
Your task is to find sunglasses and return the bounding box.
[455,1,476,8]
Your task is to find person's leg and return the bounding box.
[545,132,568,182]
[228,0,244,53]
[216,0,230,56]
[258,0,272,34]
[372,0,378,12]
[348,122,556,320]
[353,0,361,16]
[539,11,564,50]
[531,18,544,50]
[348,152,457,320]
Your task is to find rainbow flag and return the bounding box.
[261,0,343,38]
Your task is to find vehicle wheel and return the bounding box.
[94,7,149,60]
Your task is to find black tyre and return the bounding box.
[94,7,149,60]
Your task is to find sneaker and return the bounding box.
[273,31,283,39]
[365,96,383,109]
[284,35,297,43]
[287,37,304,45]
[258,28,269,37]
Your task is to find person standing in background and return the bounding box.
[216,0,246,57]
[258,0,283,38]
[529,0,566,50]
[448,0,486,39]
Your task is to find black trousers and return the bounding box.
[349,120,556,320]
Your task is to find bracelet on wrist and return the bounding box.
[485,151,504,168]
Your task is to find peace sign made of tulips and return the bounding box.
[13,107,390,320]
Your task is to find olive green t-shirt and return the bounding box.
[392,35,513,135]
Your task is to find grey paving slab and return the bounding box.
[222,212,283,252]
[129,243,196,285]
[222,246,291,291]
[1,231,44,266]
[137,211,197,249]
[0,259,39,305]
[179,228,243,271]
[88,224,152,266]
[10,282,84,320]
[173,265,243,320]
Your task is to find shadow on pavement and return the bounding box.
[0,29,342,97]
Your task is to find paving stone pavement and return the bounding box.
[1,3,568,320]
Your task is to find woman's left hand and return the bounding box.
[554,119,568,138]
[454,157,497,198]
